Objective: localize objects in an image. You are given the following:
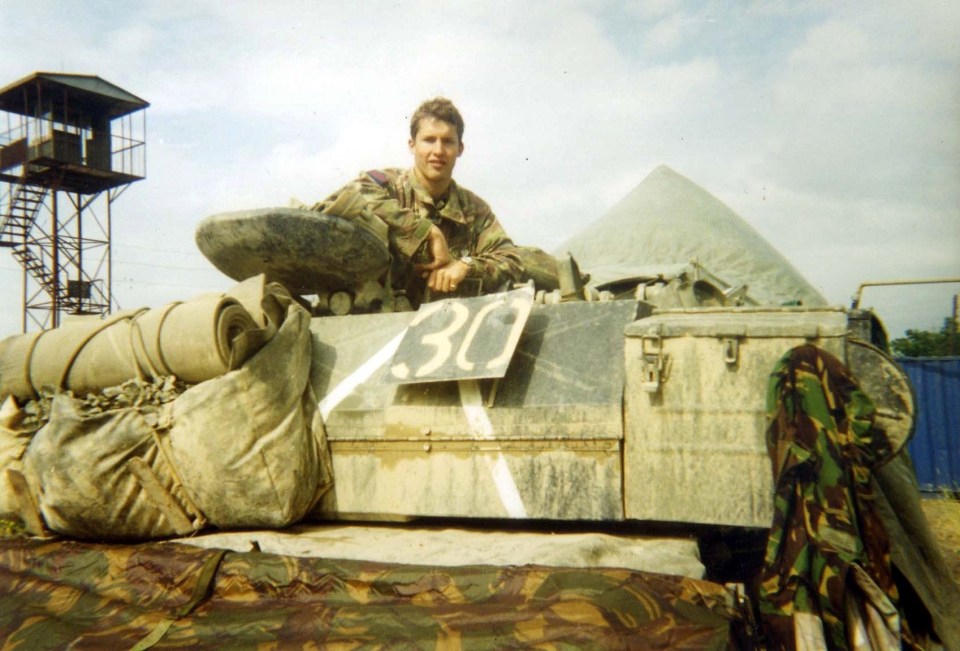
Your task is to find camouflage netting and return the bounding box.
[0,277,332,539]
[0,537,745,650]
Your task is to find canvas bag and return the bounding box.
[19,301,331,539]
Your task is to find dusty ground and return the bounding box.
[920,496,960,586]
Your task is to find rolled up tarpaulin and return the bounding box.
[0,276,282,402]
[3,311,146,400]
[224,274,291,342]
[0,332,45,408]
[131,295,258,384]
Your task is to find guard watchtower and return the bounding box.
[0,72,148,331]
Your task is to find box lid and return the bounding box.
[625,306,850,339]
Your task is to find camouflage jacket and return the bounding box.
[313,168,523,301]
[759,344,923,650]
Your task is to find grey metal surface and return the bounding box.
[307,298,910,527]
[312,299,643,429]
[625,306,850,339]
[623,307,849,528]
[845,338,916,457]
[309,299,641,521]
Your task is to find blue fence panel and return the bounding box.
[898,357,960,493]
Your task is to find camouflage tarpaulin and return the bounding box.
[555,166,827,307]
[0,537,743,650]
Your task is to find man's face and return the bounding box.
[409,117,464,191]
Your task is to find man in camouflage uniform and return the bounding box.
[312,98,533,306]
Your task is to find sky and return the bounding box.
[0,0,958,340]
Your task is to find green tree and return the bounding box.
[891,318,959,357]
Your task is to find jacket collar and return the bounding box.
[407,169,467,224]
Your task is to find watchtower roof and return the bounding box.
[0,72,149,118]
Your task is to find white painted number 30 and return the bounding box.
[410,301,470,377]
[391,295,531,380]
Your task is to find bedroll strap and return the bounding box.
[130,548,227,651]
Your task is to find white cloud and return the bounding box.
[644,14,694,53]
[788,19,871,66]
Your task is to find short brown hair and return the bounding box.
[410,97,464,142]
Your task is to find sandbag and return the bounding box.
[21,379,204,540]
[0,275,287,402]
[165,302,329,528]
[9,279,332,539]
[0,396,34,521]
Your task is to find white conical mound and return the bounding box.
[555,165,826,306]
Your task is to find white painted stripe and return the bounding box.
[458,379,493,437]
[458,379,528,518]
[487,455,527,519]
[319,330,406,421]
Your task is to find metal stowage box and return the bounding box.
[623,307,851,528]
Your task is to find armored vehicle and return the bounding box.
[1,166,956,649]
[189,165,913,536]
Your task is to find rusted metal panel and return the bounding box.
[899,357,960,492]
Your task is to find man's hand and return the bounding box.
[413,225,469,293]
[414,225,452,271]
[424,259,470,293]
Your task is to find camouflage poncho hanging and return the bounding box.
[759,344,919,649]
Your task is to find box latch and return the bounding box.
[722,337,740,365]
[640,334,665,393]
